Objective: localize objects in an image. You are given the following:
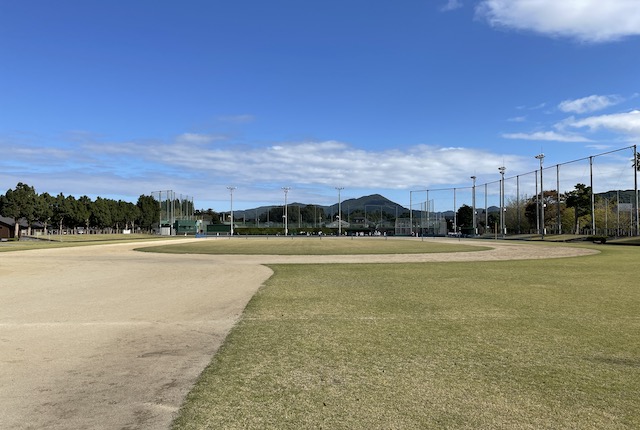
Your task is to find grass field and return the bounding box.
[137,236,488,255]
[171,242,640,429]
[0,234,176,252]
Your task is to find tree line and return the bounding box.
[0,182,160,237]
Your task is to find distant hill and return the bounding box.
[229,194,506,220]
[326,194,407,216]
[233,194,408,218]
[596,189,637,203]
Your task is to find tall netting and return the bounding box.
[150,190,195,234]
[411,145,639,237]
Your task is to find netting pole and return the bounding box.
[557,165,561,235]
[409,191,413,236]
[453,188,457,233]
[590,156,595,233]
[617,190,620,236]
[426,190,430,235]
[484,183,488,234]
[535,170,539,235]
[516,175,520,234]
[634,145,639,236]
[499,167,506,236]
[471,176,477,235]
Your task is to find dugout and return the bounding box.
[206,224,232,234]
[174,220,198,235]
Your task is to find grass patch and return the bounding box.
[173,245,640,429]
[137,237,488,255]
[0,234,176,252]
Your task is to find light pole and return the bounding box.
[282,187,290,236]
[535,153,545,238]
[335,187,344,236]
[471,176,477,236]
[499,166,506,237]
[227,186,236,236]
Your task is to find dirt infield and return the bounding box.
[0,238,596,429]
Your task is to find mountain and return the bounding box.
[326,194,407,216]
[232,194,408,218]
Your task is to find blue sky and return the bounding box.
[2,0,640,211]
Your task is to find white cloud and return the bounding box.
[2,133,526,207]
[507,116,526,122]
[176,133,225,145]
[558,95,623,114]
[564,110,640,136]
[441,0,463,12]
[476,0,640,43]
[217,114,255,124]
[502,131,592,142]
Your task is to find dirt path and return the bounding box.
[0,240,273,430]
[0,238,596,429]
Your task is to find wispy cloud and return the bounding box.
[564,110,640,136]
[216,114,255,124]
[502,131,592,142]
[476,0,640,43]
[558,94,623,114]
[1,132,526,206]
[441,0,463,12]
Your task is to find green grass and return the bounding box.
[137,237,488,255]
[0,234,176,252]
[172,244,640,429]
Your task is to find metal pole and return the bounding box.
[557,164,561,235]
[590,157,595,233]
[227,186,236,236]
[617,190,620,236]
[634,145,639,236]
[282,187,290,235]
[499,166,506,237]
[426,190,429,236]
[409,191,413,236]
[516,175,520,234]
[471,176,476,235]
[536,153,545,238]
[484,183,488,234]
[453,187,457,234]
[336,187,344,236]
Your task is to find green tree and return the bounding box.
[137,195,161,231]
[52,193,74,233]
[456,204,474,234]
[110,200,124,232]
[566,183,592,234]
[118,200,140,231]
[35,192,54,232]
[1,183,38,237]
[523,190,563,234]
[91,197,113,231]
[75,196,93,231]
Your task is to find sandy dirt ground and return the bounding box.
[0,238,597,430]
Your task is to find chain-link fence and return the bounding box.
[410,145,639,237]
[151,190,195,231]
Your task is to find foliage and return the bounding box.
[138,195,161,230]
[0,182,37,236]
[455,204,473,232]
[194,208,220,224]
[566,183,594,234]
[1,182,160,234]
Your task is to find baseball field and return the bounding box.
[1,237,637,429]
